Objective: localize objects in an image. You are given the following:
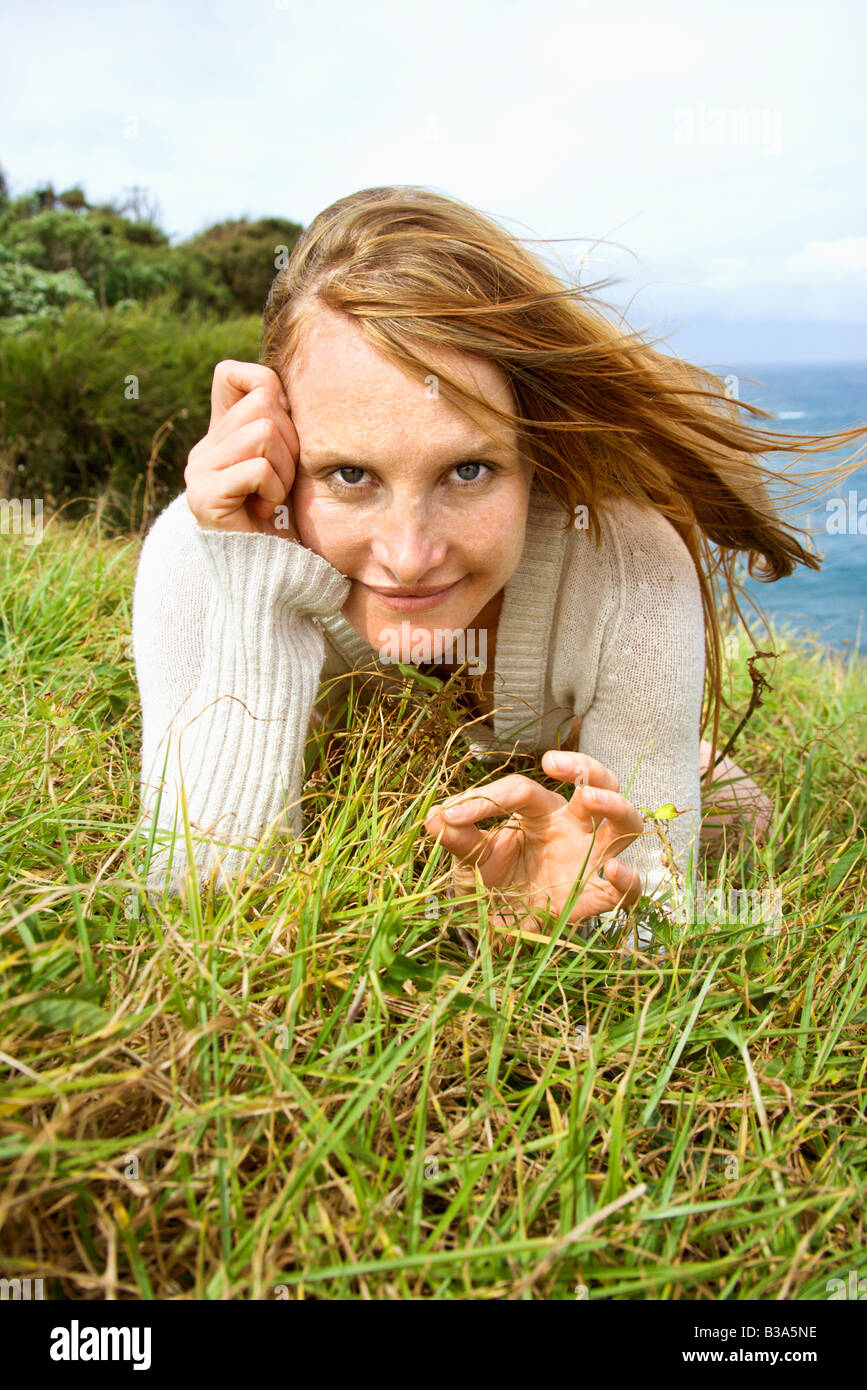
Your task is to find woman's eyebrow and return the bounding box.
[304,438,518,465]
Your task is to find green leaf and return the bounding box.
[828,842,864,891]
[442,992,500,1021]
[14,912,44,950]
[19,993,110,1034]
[639,803,680,821]
[393,662,444,692]
[33,695,73,728]
[381,953,444,994]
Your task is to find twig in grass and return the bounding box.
[712,649,775,768]
[507,1182,649,1299]
[345,976,368,1024]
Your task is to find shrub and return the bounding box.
[0,294,261,529]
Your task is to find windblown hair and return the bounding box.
[260,185,867,776]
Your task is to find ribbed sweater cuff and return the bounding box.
[193,526,351,621]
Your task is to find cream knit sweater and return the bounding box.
[132,481,705,914]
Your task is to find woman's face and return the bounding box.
[285,304,533,657]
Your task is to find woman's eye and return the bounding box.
[334,466,365,487]
[327,461,495,492]
[454,460,490,484]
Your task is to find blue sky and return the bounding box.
[2,0,865,364]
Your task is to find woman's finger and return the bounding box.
[193,418,296,496]
[424,813,488,863]
[596,860,645,910]
[426,773,564,831]
[209,360,285,430]
[424,773,562,865]
[567,784,645,851]
[541,749,620,793]
[212,457,289,509]
[208,382,299,464]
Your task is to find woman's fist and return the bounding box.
[184,360,301,539]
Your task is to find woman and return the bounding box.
[132,185,864,936]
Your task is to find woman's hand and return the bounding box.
[185,360,301,539]
[424,748,646,942]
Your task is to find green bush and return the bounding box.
[0,177,303,523]
[0,246,95,327]
[0,294,261,529]
[172,216,303,316]
[0,205,178,312]
[0,186,301,326]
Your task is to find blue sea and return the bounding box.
[704,362,867,657]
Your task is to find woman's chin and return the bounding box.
[368,612,462,655]
[343,595,475,658]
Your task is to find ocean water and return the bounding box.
[703,361,867,657]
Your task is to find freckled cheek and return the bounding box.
[471,500,527,572]
[292,489,366,562]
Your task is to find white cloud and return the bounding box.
[789,238,867,273]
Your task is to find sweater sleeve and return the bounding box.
[577,504,705,915]
[131,492,351,897]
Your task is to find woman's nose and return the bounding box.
[368,511,448,581]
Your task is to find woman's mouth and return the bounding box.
[361,578,464,612]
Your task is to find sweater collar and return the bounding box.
[317,479,571,748]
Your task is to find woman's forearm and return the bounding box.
[133,493,350,898]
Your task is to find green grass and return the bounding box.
[0,508,865,1300]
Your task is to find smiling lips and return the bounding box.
[362,579,463,611]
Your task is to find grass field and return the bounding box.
[1,506,865,1300]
